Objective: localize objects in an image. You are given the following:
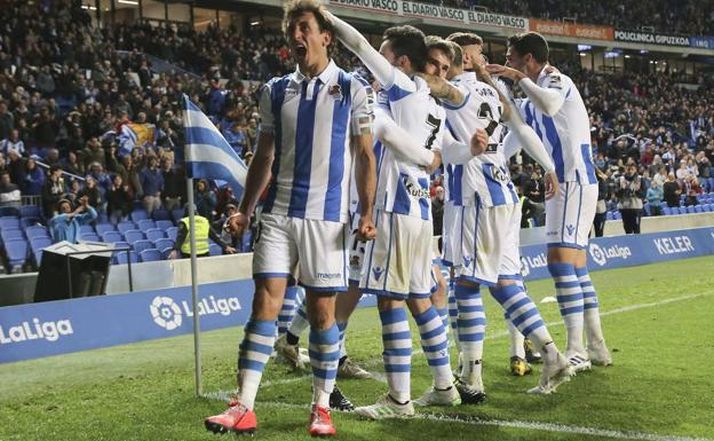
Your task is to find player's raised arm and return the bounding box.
[373,107,435,167]
[324,10,396,88]
[485,63,565,117]
[416,73,464,107]
[350,78,377,240]
[441,127,488,165]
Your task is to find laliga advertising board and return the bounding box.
[1,228,713,364]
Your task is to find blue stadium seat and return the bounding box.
[145,228,165,241]
[117,221,137,234]
[123,230,145,243]
[132,239,154,254]
[102,231,124,243]
[209,243,222,256]
[115,250,139,264]
[19,205,41,218]
[20,217,41,229]
[137,219,156,232]
[0,216,20,230]
[5,240,28,272]
[643,203,651,216]
[703,204,713,213]
[25,225,50,240]
[113,241,131,251]
[241,230,253,252]
[30,237,52,252]
[662,206,672,215]
[140,248,162,262]
[79,225,94,234]
[160,247,173,259]
[80,233,100,242]
[686,206,696,214]
[166,227,178,240]
[695,205,703,213]
[95,223,116,236]
[153,238,174,252]
[131,209,149,222]
[671,207,681,215]
[605,211,614,220]
[156,220,174,230]
[34,250,44,266]
[1,229,24,242]
[613,211,621,220]
[152,208,171,221]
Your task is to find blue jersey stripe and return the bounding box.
[418,177,429,220]
[542,114,565,183]
[263,76,290,213]
[288,81,321,217]
[581,144,597,184]
[386,84,412,102]
[323,72,351,221]
[452,165,464,206]
[393,173,412,215]
[483,164,506,205]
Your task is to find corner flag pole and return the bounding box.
[186,177,202,397]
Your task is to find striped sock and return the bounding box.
[454,284,485,387]
[490,284,552,352]
[238,320,277,409]
[277,286,299,336]
[337,321,348,359]
[309,323,340,408]
[380,307,412,403]
[287,300,310,341]
[548,262,585,354]
[576,266,605,347]
[447,282,461,352]
[415,306,453,390]
[437,307,449,338]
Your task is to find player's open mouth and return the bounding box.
[294,44,307,58]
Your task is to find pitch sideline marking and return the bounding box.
[199,397,712,441]
[257,291,713,388]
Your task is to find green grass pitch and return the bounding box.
[1,256,713,441]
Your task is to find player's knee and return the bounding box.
[250,290,282,321]
[406,297,432,316]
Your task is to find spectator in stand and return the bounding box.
[0,170,21,207]
[169,204,235,259]
[431,185,445,237]
[63,151,85,178]
[593,169,610,237]
[139,156,164,215]
[617,164,644,234]
[695,151,711,190]
[107,174,133,224]
[194,179,216,220]
[646,180,664,216]
[212,203,242,252]
[48,196,97,244]
[6,149,25,186]
[0,129,25,156]
[523,166,545,226]
[663,172,681,208]
[0,102,14,141]
[77,175,104,211]
[161,157,184,211]
[82,137,106,169]
[682,175,702,207]
[22,158,45,196]
[42,165,66,217]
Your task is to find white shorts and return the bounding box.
[347,212,367,284]
[498,206,524,280]
[457,203,519,287]
[441,202,463,267]
[360,211,433,299]
[545,182,598,249]
[253,213,348,292]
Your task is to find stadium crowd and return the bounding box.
[435,0,714,36]
[0,0,713,272]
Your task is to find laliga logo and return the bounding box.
[589,243,607,266]
[150,296,183,331]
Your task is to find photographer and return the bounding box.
[593,169,611,237]
[617,163,644,234]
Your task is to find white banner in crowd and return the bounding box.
[326,0,529,31]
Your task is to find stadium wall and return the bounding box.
[1,226,713,364]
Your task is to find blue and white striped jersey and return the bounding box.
[443,72,518,208]
[258,60,374,223]
[374,73,444,220]
[518,67,597,185]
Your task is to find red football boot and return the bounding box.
[308,405,336,437]
[204,401,257,435]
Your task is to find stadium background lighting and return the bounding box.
[117,0,139,5]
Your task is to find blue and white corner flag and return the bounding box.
[183,95,247,198]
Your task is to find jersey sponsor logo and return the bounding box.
[0,318,74,345]
[490,166,509,183]
[317,272,342,280]
[402,176,430,199]
[566,224,576,236]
